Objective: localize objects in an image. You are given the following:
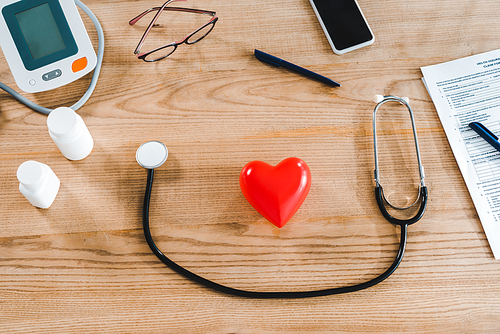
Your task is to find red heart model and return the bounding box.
[239,158,311,228]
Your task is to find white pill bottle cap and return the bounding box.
[47,107,94,160]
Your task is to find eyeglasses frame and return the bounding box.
[129,0,218,62]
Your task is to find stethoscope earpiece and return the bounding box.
[374,94,385,103]
[374,94,409,104]
[136,140,168,169]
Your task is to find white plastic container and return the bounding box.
[17,161,60,209]
[47,107,94,160]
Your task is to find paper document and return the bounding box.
[421,49,500,259]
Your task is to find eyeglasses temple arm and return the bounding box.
[130,7,215,26]
[131,0,182,53]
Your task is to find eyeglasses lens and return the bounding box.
[143,44,177,62]
[186,21,215,44]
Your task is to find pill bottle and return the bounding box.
[47,107,94,160]
[17,161,60,209]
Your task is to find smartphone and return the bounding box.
[309,0,374,55]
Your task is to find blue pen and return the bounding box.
[254,49,340,87]
[469,122,500,152]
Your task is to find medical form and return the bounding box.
[421,48,500,259]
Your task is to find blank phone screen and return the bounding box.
[311,0,373,51]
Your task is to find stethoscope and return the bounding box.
[135,95,428,299]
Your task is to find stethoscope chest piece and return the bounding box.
[136,140,168,169]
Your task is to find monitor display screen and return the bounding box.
[15,3,66,60]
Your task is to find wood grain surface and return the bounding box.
[1,0,500,332]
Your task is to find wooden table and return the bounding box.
[2,0,500,332]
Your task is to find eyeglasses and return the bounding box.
[129,0,218,62]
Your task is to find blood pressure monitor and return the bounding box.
[0,0,97,93]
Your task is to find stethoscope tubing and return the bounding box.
[140,95,427,298]
[142,168,409,299]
